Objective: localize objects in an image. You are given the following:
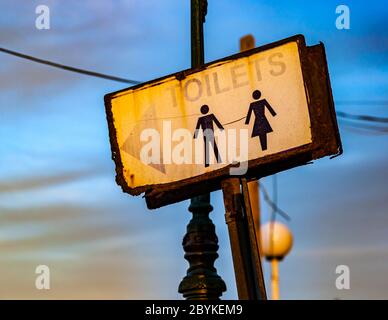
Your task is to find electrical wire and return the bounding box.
[338,119,388,134]
[259,181,290,221]
[270,175,278,222]
[336,111,388,124]
[269,175,278,255]
[341,124,388,136]
[336,100,388,106]
[0,47,141,85]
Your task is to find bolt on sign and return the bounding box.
[104,35,342,209]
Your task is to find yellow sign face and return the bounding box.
[105,35,330,199]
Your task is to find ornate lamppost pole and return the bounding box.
[178,0,227,300]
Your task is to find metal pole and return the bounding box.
[241,179,267,300]
[221,178,253,299]
[221,178,266,300]
[190,0,206,67]
[271,259,280,300]
[248,181,262,252]
[178,0,226,300]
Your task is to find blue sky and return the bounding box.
[0,0,387,299]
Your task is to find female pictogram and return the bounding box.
[194,105,224,167]
[245,90,277,151]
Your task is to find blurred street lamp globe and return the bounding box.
[261,221,293,260]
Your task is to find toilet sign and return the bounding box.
[104,35,341,208]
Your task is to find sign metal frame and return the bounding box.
[104,34,342,209]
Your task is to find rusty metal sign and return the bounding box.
[104,35,342,209]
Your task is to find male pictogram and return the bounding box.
[194,105,224,167]
[245,90,277,150]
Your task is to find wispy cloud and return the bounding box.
[0,169,104,193]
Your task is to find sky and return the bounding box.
[0,0,387,299]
